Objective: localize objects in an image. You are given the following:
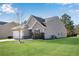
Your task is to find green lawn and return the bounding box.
[0,37,79,56]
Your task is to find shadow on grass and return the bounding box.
[37,37,79,45]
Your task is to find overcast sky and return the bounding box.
[0,3,79,25]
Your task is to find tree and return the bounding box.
[61,13,75,37]
[75,24,79,35]
[15,8,25,43]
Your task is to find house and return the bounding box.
[0,22,18,38]
[12,15,67,39]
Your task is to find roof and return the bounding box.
[0,21,8,25]
[12,25,25,30]
[13,15,60,30]
[45,16,59,22]
[24,15,59,24]
[32,15,45,23]
[31,15,46,26]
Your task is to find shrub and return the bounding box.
[32,32,44,39]
[67,32,77,37]
[51,35,57,39]
[8,36,13,39]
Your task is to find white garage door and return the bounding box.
[13,31,23,39]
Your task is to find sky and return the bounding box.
[0,3,79,25]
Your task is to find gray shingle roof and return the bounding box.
[32,15,45,22]
[0,21,8,25]
[23,15,59,27]
[45,16,59,22]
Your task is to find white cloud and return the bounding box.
[58,3,71,6]
[69,9,79,13]
[1,4,17,14]
[75,10,79,12]
[68,9,79,18]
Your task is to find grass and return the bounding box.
[0,37,79,56]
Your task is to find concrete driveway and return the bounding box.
[0,39,15,42]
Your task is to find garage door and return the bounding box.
[13,31,23,39]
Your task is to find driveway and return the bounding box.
[0,39,33,42]
[0,39,15,42]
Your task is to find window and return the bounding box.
[34,29,40,33]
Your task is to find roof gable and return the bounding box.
[24,15,46,27]
[31,15,46,26]
[32,15,45,23]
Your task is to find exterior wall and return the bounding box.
[0,22,18,38]
[13,27,31,39]
[45,17,67,39]
[23,27,30,37]
[12,16,38,39]
[27,16,36,28]
[0,25,4,38]
[14,21,45,39]
[13,30,23,39]
[23,16,46,39]
[32,22,45,33]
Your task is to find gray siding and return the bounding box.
[45,16,67,39]
[0,22,18,38]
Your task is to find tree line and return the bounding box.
[61,13,77,37]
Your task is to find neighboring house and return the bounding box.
[12,15,67,39]
[0,22,18,38]
[0,21,8,25]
